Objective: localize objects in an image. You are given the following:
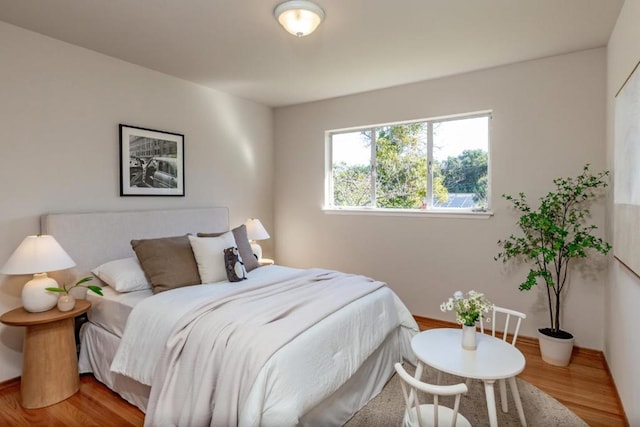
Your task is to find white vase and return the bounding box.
[22,273,59,312]
[462,324,477,351]
[57,294,76,312]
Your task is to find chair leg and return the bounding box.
[508,376,527,426]
[414,361,424,381]
[499,378,508,412]
[465,377,472,392]
[409,362,424,407]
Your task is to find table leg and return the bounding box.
[508,376,527,426]
[483,379,498,427]
[500,378,508,412]
[22,318,79,408]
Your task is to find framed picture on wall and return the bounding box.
[614,60,640,278]
[119,124,185,196]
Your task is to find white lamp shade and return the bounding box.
[2,235,76,312]
[244,219,270,241]
[2,235,76,275]
[274,0,325,37]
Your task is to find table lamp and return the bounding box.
[1,235,76,312]
[244,218,270,261]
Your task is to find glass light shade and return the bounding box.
[274,0,325,37]
[244,219,270,241]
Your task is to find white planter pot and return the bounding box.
[537,329,575,367]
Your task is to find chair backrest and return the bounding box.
[480,305,526,346]
[394,363,469,427]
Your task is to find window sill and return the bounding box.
[322,207,493,219]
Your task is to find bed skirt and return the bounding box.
[79,323,150,411]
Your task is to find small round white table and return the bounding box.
[411,328,527,427]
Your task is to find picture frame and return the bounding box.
[119,124,185,197]
[614,59,640,278]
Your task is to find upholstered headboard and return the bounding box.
[41,208,229,275]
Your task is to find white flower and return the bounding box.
[440,290,492,327]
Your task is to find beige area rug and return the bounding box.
[345,364,587,426]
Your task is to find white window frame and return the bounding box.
[324,111,493,218]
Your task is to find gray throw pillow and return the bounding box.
[197,224,260,272]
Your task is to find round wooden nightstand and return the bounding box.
[0,299,91,408]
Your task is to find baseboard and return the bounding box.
[412,315,601,356]
[0,377,20,392]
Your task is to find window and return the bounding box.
[326,112,490,213]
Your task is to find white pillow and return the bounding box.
[92,257,151,292]
[188,232,237,284]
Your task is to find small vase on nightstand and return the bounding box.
[57,295,76,312]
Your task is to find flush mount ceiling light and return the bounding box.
[274,0,325,37]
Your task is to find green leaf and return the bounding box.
[87,285,104,296]
[75,276,93,286]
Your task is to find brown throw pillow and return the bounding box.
[131,235,201,294]
[198,224,260,272]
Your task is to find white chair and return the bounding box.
[477,305,527,425]
[479,305,526,346]
[395,362,471,427]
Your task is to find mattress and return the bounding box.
[86,286,151,338]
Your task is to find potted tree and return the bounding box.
[496,164,611,366]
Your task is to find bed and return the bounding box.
[41,208,418,426]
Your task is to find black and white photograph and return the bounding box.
[119,124,185,196]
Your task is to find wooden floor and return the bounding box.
[0,375,145,426]
[0,316,628,426]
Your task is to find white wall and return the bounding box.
[606,0,640,423]
[0,22,274,381]
[274,49,608,349]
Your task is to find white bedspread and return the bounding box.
[111,266,303,385]
[111,266,418,426]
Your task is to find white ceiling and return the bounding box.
[0,0,624,107]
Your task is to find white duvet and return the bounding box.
[111,266,418,426]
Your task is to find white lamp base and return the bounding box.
[22,273,59,312]
[250,242,263,261]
